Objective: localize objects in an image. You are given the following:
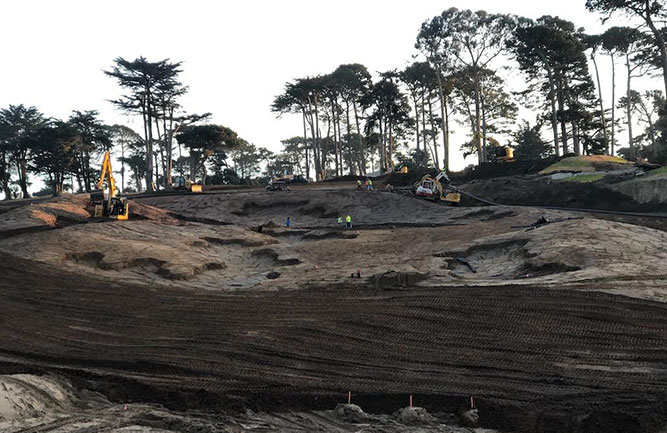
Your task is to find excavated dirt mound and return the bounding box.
[540,155,632,174]
[0,374,75,423]
[0,221,288,289]
[0,195,90,238]
[610,175,667,205]
[393,406,436,424]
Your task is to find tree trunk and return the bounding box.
[557,76,568,155]
[302,109,310,180]
[189,152,197,180]
[647,113,656,149]
[473,68,483,163]
[644,4,667,97]
[154,116,164,187]
[443,97,450,171]
[428,95,439,170]
[345,100,353,175]
[313,94,323,179]
[118,140,125,192]
[548,69,560,156]
[611,54,616,155]
[591,52,609,154]
[165,109,174,188]
[379,119,386,171]
[435,71,449,171]
[141,95,154,192]
[330,98,339,176]
[75,173,83,193]
[413,95,420,151]
[307,99,321,179]
[17,159,29,198]
[481,94,488,160]
[626,54,634,158]
[352,101,364,174]
[421,89,427,155]
[0,152,10,200]
[388,123,394,171]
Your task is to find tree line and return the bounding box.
[2,1,666,198]
[272,0,667,179]
[0,57,287,199]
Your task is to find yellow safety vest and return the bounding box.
[346,215,351,223]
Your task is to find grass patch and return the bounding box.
[541,155,631,174]
[645,166,667,177]
[558,173,605,183]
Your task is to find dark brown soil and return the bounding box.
[2,252,667,433]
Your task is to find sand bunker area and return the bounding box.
[2,187,667,433]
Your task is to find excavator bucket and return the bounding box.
[444,192,461,205]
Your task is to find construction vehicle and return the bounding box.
[172,176,203,192]
[414,171,461,205]
[90,151,129,220]
[487,141,515,163]
[266,180,290,191]
[272,174,307,184]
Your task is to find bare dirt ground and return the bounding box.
[1,185,667,432]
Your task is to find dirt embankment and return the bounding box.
[459,175,667,212]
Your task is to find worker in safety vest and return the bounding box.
[345,214,352,229]
[367,179,373,191]
[356,180,362,190]
[337,215,343,226]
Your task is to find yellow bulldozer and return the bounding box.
[90,151,129,220]
[172,176,203,193]
[486,139,515,163]
[414,171,461,205]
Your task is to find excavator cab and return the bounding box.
[487,145,514,163]
[173,176,203,193]
[414,171,461,205]
[90,151,129,220]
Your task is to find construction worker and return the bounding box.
[337,215,343,226]
[367,179,373,191]
[345,214,352,229]
[356,180,362,190]
[286,216,291,228]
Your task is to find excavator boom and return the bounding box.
[91,151,128,220]
[97,151,117,198]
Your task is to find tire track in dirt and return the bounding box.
[1,252,667,432]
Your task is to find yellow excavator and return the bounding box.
[90,151,129,220]
[414,171,461,205]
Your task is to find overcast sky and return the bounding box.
[0,0,657,179]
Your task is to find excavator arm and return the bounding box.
[97,151,117,202]
[91,151,128,220]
